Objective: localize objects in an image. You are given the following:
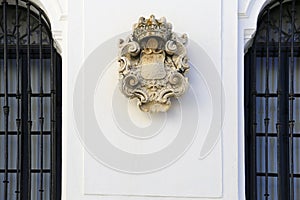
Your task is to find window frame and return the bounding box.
[0,1,62,200]
[244,0,299,199]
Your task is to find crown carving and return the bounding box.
[133,15,173,41]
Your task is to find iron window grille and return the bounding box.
[245,0,300,199]
[0,0,62,200]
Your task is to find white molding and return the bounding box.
[239,0,270,45]
[238,0,253,18]
[238,0,270,19]
[55,0,64,14]
[244,28,255,47]
[244,28,255,39]
[41,0,66,21]
[60,14,68,21]
[53,30,63,54]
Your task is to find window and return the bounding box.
[245,0,300,199]
[0,1,62,200]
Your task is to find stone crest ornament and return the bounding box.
[118,15,189,112]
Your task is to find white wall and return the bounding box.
[68,1,237,199]
[35,0,268,199]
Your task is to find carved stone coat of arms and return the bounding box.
[118,15,189,112]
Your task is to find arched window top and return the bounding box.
[0,0,53,45]
[254,0,300,43]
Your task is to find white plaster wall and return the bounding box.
[66,0,239,200]
[31,0,270,199]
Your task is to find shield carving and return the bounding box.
[140,53,166,80]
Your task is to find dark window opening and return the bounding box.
[245,0,300,199]
[0,1,62,200]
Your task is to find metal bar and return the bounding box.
[0,93,52,97]
[56,47,62,200]
[38,11,45,200]
[257,172,300,178]
[257,133,300,137]
[0,45,53,53]
[26,2,32,199]
[289,1,296,199]
[255,93,300,98]
[244,50,251,200]
[256,93,300,98]
[2,1,9,200]
[251,45,257,200]
[255,93,278,97]
[0,131,51,136]
[20,53,29,200]
[15,1,22,199]
[264,7,270,199]
[1,169,51,173]
[242,42,300,49]
[50,37,56,200]
[277,1,290,199]
[0,131,52,135]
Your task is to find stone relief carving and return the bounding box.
[118,15,189,112]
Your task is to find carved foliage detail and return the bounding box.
[118,15,189,112]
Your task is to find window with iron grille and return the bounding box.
[0,0,62,200]
[245,0,300,199]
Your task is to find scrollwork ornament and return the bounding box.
[118,15,190,112]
